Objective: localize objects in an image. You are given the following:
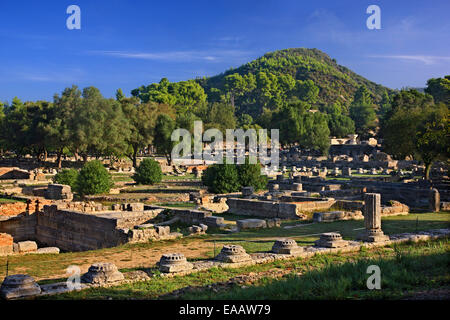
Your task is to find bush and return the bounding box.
[202,158,268,193]
[133,158,162,185]
[201,162,240,194]
[53,169,79,189]
[237,159,268,191]
[76,160,113,195]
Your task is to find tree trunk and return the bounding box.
[166,153,172,166]
[132,146,138,168]
[56,148,63,169]
[425,162,432,181]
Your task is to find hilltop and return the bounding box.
[197,48,392,116]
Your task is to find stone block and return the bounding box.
[34,247,60,254]
[155,226,170,236]
[204,216,225,227]
[236,219,267,231]
[127,203,144,212]
[241,186,254,197]
[292,183,303,191]
[17,241,38,253]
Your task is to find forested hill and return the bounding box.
[196,48,392,116]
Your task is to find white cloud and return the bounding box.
[89,49,252,62]
[367,55,450,65]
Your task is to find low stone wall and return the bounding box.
[226,198,304,219]
[127,225,179,243]
[35,205,167,252]
[35,206,128,251]
[0,214,37,241]
[313,211,363,222]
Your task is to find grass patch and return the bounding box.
[44,238,449,300]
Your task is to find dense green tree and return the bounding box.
[321,103,355,138]
[76,160,113,195]
[133,158,163,185]
[131,78,207,114]
[71,87,131,161]
[349,86,377,138]
[53,168,79,189]
[414,105,449,179]
[425,76,450,105]
[119,94,169,167]
[300,111,331,155]
[153,114,176,165]
[237,159,268,191]
[382,89,448,180]
[204,102,237,132]
[49,85,83,167]
[201,162,240,193]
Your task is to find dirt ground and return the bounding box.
[29,239,216,281]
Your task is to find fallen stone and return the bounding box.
[17,241,38,253]
[236,219,267,231]
[33,247,60,254]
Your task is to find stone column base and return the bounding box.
[358,229,389,243]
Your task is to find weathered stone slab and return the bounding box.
[236,219,267,231]
[0,274,41,299]
[81,262,124,284]
[33,247,60,254]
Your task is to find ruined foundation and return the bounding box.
[272,238,304,254]
[215,245,252,263]
[158,253,193,273]
[315,232,349,248]
[81,263,124,284]
[0,274,41,300]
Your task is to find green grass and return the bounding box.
[1,212,448,290]
[181,239,450,300]
[0,196,27,203]
[43,238,450,300]
[162,174,197,181]
[155,202,197,209]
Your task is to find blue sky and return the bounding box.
[0,0,449,102]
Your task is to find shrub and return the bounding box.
[202,162,241,194]
[133,158,162,185]
[52,168,79,189]
[202,158,268,194]
[76,160,113,195]
[237,159,268,191]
